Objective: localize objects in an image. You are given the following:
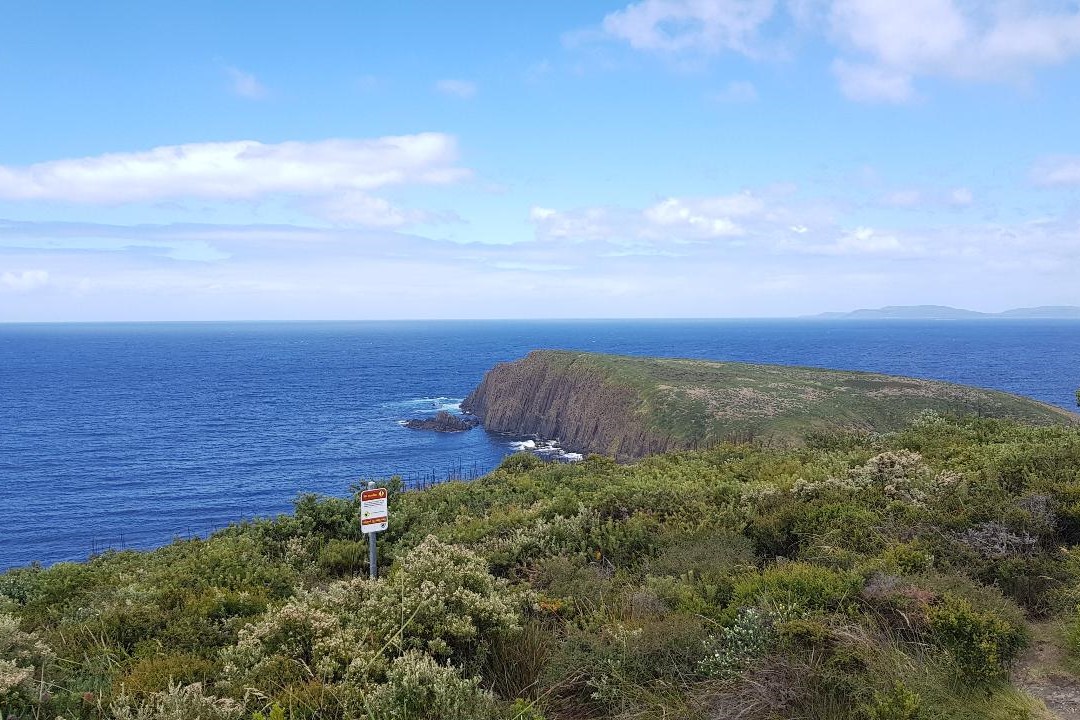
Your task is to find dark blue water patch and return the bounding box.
[2,319,1079,570]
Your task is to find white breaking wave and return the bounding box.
[386,396,465,415]
[507,436,582,463]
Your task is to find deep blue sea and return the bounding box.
[2,319,1079,571]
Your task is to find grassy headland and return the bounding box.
[463,350,1076,459]
[5,414,1080,718]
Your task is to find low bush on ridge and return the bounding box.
[3,413,1080,718]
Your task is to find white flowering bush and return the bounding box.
[109,682,244,720]
[790,451,958,507]
[699,607,777,679]
[360,651,499,720]
[584,623,645,704]
[222,536,525,696]
[475,507,593,567]
[222,590,360,690]
[0,612,51,707]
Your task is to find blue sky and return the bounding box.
[1,0,1079,320]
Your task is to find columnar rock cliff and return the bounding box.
[463,350,1077,461]
[462,351,680,460]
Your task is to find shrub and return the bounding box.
[223,595,349,693]
[544,612,705,712]
[0,612,51,713]
[731,563,864,615]
[530,556,614,618]
[118,653,217,699]
[363,535,525,665]
[648,529,757,581]
[316,539,368,577]
[361,651,499,720]
[861,682,923,720]
[699,607,777,679]
[588,513,661,568]
[879,542,934,575]
[109,682,244,720]
[926,594,1026,685]
[223,536,525,694]
[477,508,593,571]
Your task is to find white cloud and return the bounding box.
[0,134,469,205]
[1032,156,1080,186]
[226,66,267,99]
[435,79,477,99]
[828,0,1080,101]
[809,226,905,255]
[643,193,768,237]
[877,186,976,209]
[832,59,915,103]
[590,0,1080,100]
[4,210,1078,320]
[313,192,459,228]
[529,206,621,242]
[531,191,794,245]
[529,206,558,221]
[711,80,759,102]
[313,193,424,228]
[600,0,777,56]
[645,198,744,236]
[1,269,49,292]
[880,189,924,207]
[949,187,973,206]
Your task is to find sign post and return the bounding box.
[361,482,388,579]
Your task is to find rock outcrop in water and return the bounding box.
[463,350,1077,461]
[403,411,480,432]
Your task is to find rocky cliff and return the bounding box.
[462,351,679,460]
[463,350,1077,461]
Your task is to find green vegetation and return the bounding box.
[573,351,1070,444]
[6,412,1080,718]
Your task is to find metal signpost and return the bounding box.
[360,482,388,579]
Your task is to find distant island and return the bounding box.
[463,350,1076,460]
[809,304,1080,319]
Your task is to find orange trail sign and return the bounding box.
[360,487,388,533]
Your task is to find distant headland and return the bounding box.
[463,350,1076,461]
[808,304,1080,319]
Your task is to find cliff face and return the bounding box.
[462,351,681,460]
[464,350,1078,462]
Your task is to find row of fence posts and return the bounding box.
[83,460,485,559]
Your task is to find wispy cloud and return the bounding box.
[828,0,1080,102]
[588,0,1080,102]
[878,186,975,209]
[0,135,469,212]
[1032,156,1080,186]
[3,205,1078,320]
[831,59,914,103]
[435,79,477,99]
[226,66,268,99]
[599,0,777,57]
[0,269,49,292]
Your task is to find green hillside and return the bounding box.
[579,352,1076,441]
[6,415,1080,719]
[464,351,1076,459]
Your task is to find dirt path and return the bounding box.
[1013,622,1080,719]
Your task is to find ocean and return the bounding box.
[2,319,1078,571]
